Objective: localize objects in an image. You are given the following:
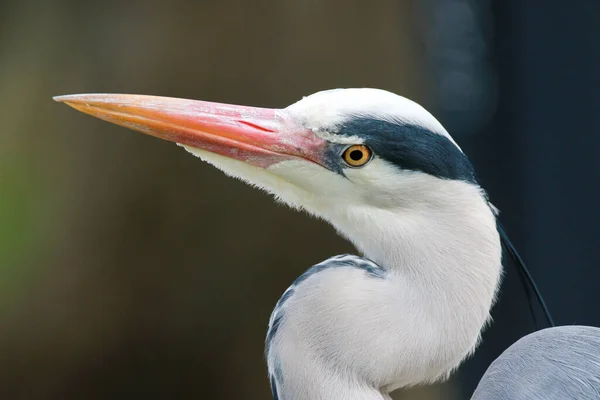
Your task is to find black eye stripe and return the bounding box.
[335,118,477,184]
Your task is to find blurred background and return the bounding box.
[1,0,599,398]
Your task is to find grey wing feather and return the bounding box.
[472,325,600,400]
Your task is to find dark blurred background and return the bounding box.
[1,0,599,399]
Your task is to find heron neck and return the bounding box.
[268,178,503,398]
[326,183,502,332]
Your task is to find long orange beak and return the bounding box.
[53,94,326,168]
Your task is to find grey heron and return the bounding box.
[54,89,600,399]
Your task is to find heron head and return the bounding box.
[54,89,482,221]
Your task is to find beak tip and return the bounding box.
[53,95,81,108]
[53,94,86,104]
[54,93,110,103]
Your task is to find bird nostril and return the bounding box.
[237,120,275,133]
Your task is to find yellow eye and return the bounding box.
[342,145,372,167]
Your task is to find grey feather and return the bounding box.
[472,326,600,400]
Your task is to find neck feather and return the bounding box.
[328,179,502,327]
